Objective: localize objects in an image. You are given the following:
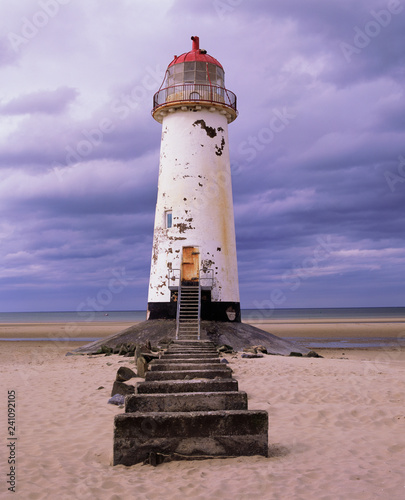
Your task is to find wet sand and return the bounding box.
[0,322,135,339]
[1,317,404,340]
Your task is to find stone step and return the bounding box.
[145,368,232,381]
[172,341,214,346]
[164,348,217,353]
[152,358,221,365]
[137,378,238,394]
[169,344,214,348]
[167,345,216,351]
[149,363,230,372]
[114,410,269,465]
[165,354,218,358]
[125,391,248,413]
[169,346,215,350]
[160,352,218,359]
[165,349,218,354]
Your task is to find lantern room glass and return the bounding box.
[166,62,224,87]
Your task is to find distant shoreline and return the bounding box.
[1,318,404,347]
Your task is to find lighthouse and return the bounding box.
[148,36,240,335]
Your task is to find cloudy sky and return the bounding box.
[1,0,404,313]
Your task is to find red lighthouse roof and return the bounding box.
[168,36,223,69]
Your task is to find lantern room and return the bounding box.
[152,36,237,123]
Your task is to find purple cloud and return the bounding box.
[1,86,79,115]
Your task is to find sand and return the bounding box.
[0,322,135,339]
[1,332,405,499]
[247,318,405,339]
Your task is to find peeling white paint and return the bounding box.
[148,107,240,304]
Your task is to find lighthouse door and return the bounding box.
[181,247,199,284]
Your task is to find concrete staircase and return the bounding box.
[176,285,200,340]
[113,340,269,465]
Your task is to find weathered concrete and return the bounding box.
[165,351,218,356]
[149,363,230,372]
[167,346,218,350]
[152,358,221,365]
[162,353,220,359]
[136,378,239,394]
[166,346,219,352]
[73,319,311,355]
[145,368,232,381]
[113,410,268,465]
[125,391,248,413]
[111,380,135,397]
[112,339,269,465]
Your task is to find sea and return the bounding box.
[1,307,404,348]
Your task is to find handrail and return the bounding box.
[197,281,201,340]
[168,268,214,289]
[168,268,181,288]
[153,83,237,114]
[175,284,181,340]
[199,268,214,289]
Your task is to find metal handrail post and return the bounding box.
[175,285,181,340]
[197,281,201,341]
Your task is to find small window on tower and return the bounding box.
[165,210,172,229]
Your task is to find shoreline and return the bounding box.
[1,318,404,340]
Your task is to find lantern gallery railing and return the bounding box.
[152,83,237,113]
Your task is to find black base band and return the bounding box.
[147,301,241,322]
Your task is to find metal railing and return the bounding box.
[199,268,214,289]
[197,282,201,340]
[168,268,181,289]
[175,284,182,340]
[168,268,214,290]
[153,83,237,114]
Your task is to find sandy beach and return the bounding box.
[0,322,135,340]
[1,322,405,500]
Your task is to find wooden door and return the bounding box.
[181,247,199,283]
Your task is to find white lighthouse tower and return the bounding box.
[148,36,240,334]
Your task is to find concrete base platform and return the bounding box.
[125,391,248,413]
[113,410,268,465]
[73,319,310,355]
